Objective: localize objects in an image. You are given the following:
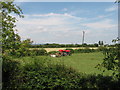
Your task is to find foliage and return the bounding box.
[30,43,99,48]
[6,39,33,57]
[29,49,47,56]
[3,56,120,89]
[66,48,74,53]
[48,51,59,55]
[2,56,20,88]
[96,42,120,79]
[98,41,104,46]
[74,48,97,53]
[21,38,33,48]
[1,1,23,53]
[98,46,107,51]
[1,1,35,57]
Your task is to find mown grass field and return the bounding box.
[50,52,113,75]
[17,52,113,76]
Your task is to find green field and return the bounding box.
[17,52,113,76]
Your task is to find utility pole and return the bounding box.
[82,31,85,44]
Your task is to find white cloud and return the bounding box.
[82,19,117,30]
[25,13,83,20]
[97,15,109,19]
[105,6,117,12]
[16,13,82,36]
[16,12,117,44]
[16,13,85,32]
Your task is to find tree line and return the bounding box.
[29,43,116,48]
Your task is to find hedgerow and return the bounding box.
[2,56,120,89]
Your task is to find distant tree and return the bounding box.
[21,39,33,47]
[94,43,98,47]
[98,41,104,46]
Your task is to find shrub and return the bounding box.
[6,57,81,89]
[66,48,74,53]
[3,56,120,89]
[29,49,47,56]
[2,56,20,89]
[48,51,59,55]
[97,46,120,78]
[74,48,96,53]
[98,46,107,52]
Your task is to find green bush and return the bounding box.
[97,46,120,78]
[17,64,80,89]
[5,57,81,89]
[48,51,59,55]
[66,48,74,53]
[98,46,107,51]
[2,56,20,89]
[74,48,96,53]
[3,56,120,89]
[29,49,47,56]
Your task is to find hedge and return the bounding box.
[2,56,120,89]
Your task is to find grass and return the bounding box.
[49,52,113,75]
[16,52,113,75]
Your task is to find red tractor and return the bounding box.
[50,49,71,57]
[59,50,71,56]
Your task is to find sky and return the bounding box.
[14,2,118,44]
[14,0,116,2]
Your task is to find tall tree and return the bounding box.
[1,0,23,54]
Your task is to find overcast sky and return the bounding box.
[14,2,118,44]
